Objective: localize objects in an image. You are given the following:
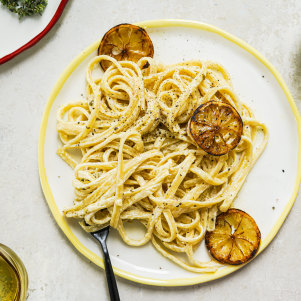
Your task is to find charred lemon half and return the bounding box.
[205,208,261,265]
[98,23,154,71]
[189,100,243,156]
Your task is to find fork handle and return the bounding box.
[100,242,120,301]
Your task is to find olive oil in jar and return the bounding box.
[0,254,20,301]
[0,244,27,301]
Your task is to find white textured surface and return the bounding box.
[0,0,301,300]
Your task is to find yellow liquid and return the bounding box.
[0,255,19,301]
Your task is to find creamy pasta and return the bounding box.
[57,55,268,272]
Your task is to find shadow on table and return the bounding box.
[291,42,301,104]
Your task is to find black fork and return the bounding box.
[90,226,120,301]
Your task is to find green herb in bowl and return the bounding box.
[0,0,48,19]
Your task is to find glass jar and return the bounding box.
[0,244,28,301]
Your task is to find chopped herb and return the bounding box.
[1,0,48,19]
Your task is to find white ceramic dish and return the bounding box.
[39,20,301,286]
[0,0,68,63]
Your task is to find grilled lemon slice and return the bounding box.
[189,100,243,156]
[205,208,261,265]
[98,23,154,71]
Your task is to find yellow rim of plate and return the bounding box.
[38,19,301,286]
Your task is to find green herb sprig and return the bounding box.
[0,0,48,19]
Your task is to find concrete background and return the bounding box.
[0,0,300,300]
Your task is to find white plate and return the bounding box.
[0,0,65,62]
[39,20,301,286]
